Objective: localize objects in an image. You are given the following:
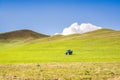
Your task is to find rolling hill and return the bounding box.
[0,29,120,63]
[0,29,49,42]
[32,29,120,42]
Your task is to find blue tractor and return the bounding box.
[65,49,73,55]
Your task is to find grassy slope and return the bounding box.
[0,29,49,43]
[0,29,120,63]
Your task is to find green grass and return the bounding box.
[0,33,120,63]
[0,29,120,63]
[0,29,120,80]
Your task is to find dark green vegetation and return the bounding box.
[0,63,120,80]
[0,29,120,63]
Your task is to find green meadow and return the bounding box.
[0,29,120,63]
[0,29,120,80]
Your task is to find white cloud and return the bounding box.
[61,22,102,35]
[54,23,102,35]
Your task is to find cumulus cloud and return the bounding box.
[60,23,102,35]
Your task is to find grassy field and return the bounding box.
[0,29,120,63]
[0,63,120,80]
[0,29,120,79]
[0,38,120,63]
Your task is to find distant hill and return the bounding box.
[0,28,119,43]
[35,29,120,42]
[0,29,49,41]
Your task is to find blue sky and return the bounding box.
[0,0,120,35]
